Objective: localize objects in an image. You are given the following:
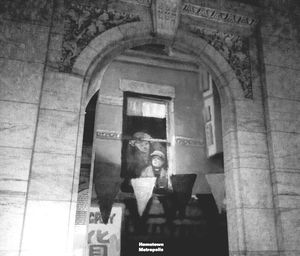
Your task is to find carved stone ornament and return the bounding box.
[59,3,140,72]
[152,0,182,39]
[181,2,257,27]
[189,25,253,99]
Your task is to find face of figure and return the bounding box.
[151,156,164,168]
[134,140,150,153]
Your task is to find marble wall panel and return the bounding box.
[263,36,300,70]
[225,169,242,210]
[278,209,300,251]
[227,208,245,252]
[273,172,300,209]
[0,21,49,63]
[20,200,71,256]
[0,101,38,148]
[270,132,300,170]
[267,97,300,133]
[243,208,278,251]
[41,71,83,112]
[0,59,43,103]
[239,168,273,208]
[236,131,269,169]
[234,100,266,134]
[28,153,76,201]
[34,109,79,155]
[47,33,63,69]
[95,104,123,132]
[0,147,31,195]
[0,195,26,251]
[265,65,300,100]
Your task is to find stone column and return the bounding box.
[260,4,300,256]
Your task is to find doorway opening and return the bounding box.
[75,43,229,256]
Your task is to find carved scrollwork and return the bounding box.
[59,3,140,72]
[189,25,253,99]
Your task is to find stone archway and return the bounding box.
[72,21,278,256]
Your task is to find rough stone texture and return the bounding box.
[34,109,79,155]
[267,98,300,133]
[270,132,300,170]
[0,21,49,63]
[0,196,26,251]
[278,209,300,251]
[41,71,83,112]
[28,153,76,201]
[0,147,31,195]
[0,101,38,148]
[264,66,300,100]
[0,59,44,104]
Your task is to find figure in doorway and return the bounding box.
[141,150,171,192]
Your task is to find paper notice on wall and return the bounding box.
[131,177,156,216]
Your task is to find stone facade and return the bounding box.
[0,0,299,256]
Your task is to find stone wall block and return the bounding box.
[34,109,79,155]
[271,132,300,170]
[173,29,207,55]
[265,65,300,100]
[20,200,71,256]
[71,156,82,203]
[0,59,44,103]
[0,147,32,195]
[263,36,300,70]
[118,21,152,40]
[235,100,265,133]
[244,208,278,251]
[225,169,242,210]
[41,71,83,112]
[0,21,49,63]
[227,208,246,252]
[278,209,300,251]
[274,172,300,209]
[267,97,300,133]
[0,101,38,148]
[236,131,269,169]
[28,153,76,201]
[72,46,99,76]
[239,168,273,208]
[0,195,26,251]
[47,33,64,69]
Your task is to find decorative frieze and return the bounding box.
[189,25,253,99]
[182,2,257,27]
[96,130,122,140]
[59,3,140,72]
[175,136,204,147]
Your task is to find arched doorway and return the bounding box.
[73,22,243,256]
